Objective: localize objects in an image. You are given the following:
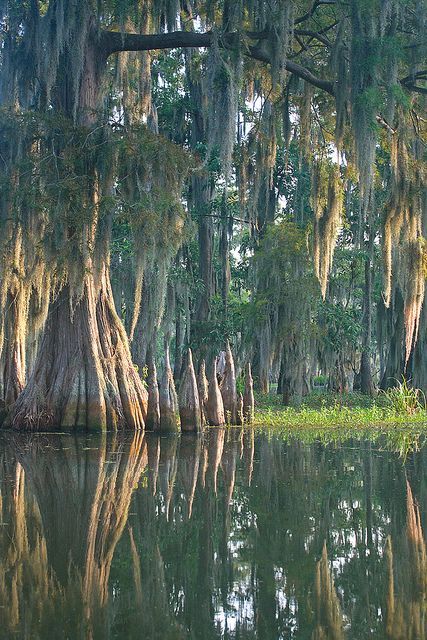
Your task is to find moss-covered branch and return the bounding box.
[101,30,336,96]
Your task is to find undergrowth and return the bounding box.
[254,389,427,429]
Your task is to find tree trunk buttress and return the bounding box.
[8,268,147,430]
[360,220,375,395]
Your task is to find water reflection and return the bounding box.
[0,430,425,639]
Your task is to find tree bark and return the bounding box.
[197,359,209,425]
[101,30,335,95]
[243,363,255,423]
[206,359,225,426]
[220,342,238,424]
[379,290,405,390]
[219,198,231,314]
[360,217,375,395]
[1,290,26,407]
[8,267,147,430]
[178,349,202,432]
[328,356,349,394]
[236,392,244,426]
[146,356,160,431]
[186,51,215,332]
[159,344,180,432]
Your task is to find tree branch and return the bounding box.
[100,29,335,96]
[294,0,336,25]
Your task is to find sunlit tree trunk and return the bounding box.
[10,268,147,430]
[9,22,148,431]
[360,214,375,395]
[2,290,26,406]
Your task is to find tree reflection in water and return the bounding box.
[0,430,425,639]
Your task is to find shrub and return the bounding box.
[382,377,426,415]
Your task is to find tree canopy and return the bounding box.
[0,0,425,428]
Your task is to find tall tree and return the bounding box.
[0,0,425,428]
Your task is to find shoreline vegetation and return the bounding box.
[0,3,426,433]
[253,390,427,430]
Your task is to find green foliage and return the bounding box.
[190,291,249,354]
[0,0,425,410]
[381,377,427,415]
[254,391,427,430]
[317,302,361,352]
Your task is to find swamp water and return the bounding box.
[0,429,425,639]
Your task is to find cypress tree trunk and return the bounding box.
[219,204,231,314]
[328,357,349,393]
[191,122,213,327]
[9,268,148,430]
[186,50,214,333]
[8,20,150,431]
[220,342,237,423]
[277,358,284,395]
[1,290,26,406]
[360,217,375,395]
[243,363,255,423]
[379,290,405,390]
[174,301,184,382]
[411,298,427,394]
[409,196,427,394]
[146,355,160,431]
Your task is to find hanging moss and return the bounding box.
[205,32,239,177]
[299,81,313,162]
[312,162,344,299]
[117,124,193,341]
[383,120,426,364]
[331,20,348,152]
[247,100,277,231]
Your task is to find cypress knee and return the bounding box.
[206,360,225,426]
[159,345,180,432]
[216,350,226,383]
[146,359,160,431]
[243,363,255,423]
[198,359,209,425]
[236,392,244,425]
[179,349,202,432]
[220,341,237,424]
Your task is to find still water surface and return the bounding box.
[0,429,425,639]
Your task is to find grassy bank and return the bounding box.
[254,390,427,429]
[250,390,427,457]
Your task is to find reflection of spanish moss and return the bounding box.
[0,458,58,636]
[82,433,148,626]
[221,432,238,514]
[383,480,426,640]
[243,429,255,486]
[312,542,344,640]
[158,435,179,521]
[405,481,426,590]
[207,427,225,494]
[0,433,147,639]
[385,536,395,637]
[1,432,426,638]
[146,435,161,496]
[178,435,201,519]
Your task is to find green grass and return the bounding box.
[249,390,427,457]
[254,390,427,429]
